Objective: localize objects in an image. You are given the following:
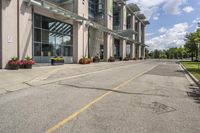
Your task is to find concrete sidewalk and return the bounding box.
[0,61,143,95]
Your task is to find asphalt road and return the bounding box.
[0,60,200,133]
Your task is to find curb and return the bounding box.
[180,63,200,86]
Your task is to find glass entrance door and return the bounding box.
[100,44,104,60]
[114,39,120,59]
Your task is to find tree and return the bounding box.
[184,33,198,61]
[153,49,160,59]
[145,48,149,58]
[149,47,188,59]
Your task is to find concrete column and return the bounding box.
[143,46,146,59]
[120,5,127,30]
[130,43,136,59]
[1,0,18,68]
[104,0,113,60]
[142,25,145,44]
[138,45,142,58]
[118,4,127,60]
[138,22,142,43]
[120,40,126,59]
[130,15,135,40]
[130,14,136,59]
[73,0,88,63]
[105,0,113,30]
[104,33,113,61]
[19,0,32,59]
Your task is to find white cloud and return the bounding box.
[183,6,194,13]
[163,0,186,15]
[192,18,200,24]
[192,18,200,30]
[127,0,187,19]
[146,33,154,37]
[158,27,167,33]
[153,13,160,20]
[146,23,189,50]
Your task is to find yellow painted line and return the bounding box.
[45,64,159,133]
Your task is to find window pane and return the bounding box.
[42,43,54,56]
[56,35,63,56]
[42,30,56,44]
[34,43,41,56]
[42,16,55,30]
[63,25,72,35]
[34,14,42,28]
[34,28,41,42]
[63,46,73,56]
[63,35,72,45]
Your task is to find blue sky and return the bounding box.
[127,0,200,50]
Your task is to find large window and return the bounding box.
[33,14,73,57]
[113,2,121,30]
[89,0,105,20]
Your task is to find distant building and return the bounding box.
[0,0,149,68]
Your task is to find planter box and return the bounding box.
[19,64,33,69]
[93,58,100,63]
[24,64,33,69]
[51,60,64,65]
[108,59,115,62]
[8,65,19,70]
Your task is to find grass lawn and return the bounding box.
[180,61,200,80]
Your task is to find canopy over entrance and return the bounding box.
[23,0,140,44]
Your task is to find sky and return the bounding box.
[127,0,200,51]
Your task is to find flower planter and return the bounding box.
[108,57,115,62]
[24,64,33,69]
[51,59,64,65]
[7,57,20,70]
[19,57,35,69]
[8,64,19,70]
[79,57,91,64]
[93,57,100,63]
[123,57,130,61]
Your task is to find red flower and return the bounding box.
[24,60,35,65]
[18,60,25,65]
[8,60,19,65]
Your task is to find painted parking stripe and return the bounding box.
[45,64,159,133]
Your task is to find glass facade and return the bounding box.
[33,14,73,62]
[89,0,105,21]
[113,2,121,30]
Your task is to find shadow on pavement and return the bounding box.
[58,83,170,98]
[187,84,200,104]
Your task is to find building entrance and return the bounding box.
[114,39,120,59]
[88,27,104,60]
[33,14,73,63]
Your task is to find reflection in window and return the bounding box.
[64,46,73,56]
[63,35,72,45]
[34,29,41,42]
[34,43,41,56]
[34,14,41,28]
[42,43,54,56]
[33,14,73,57]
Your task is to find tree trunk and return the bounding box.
[191,52,194,61]
[196,49,199,61]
